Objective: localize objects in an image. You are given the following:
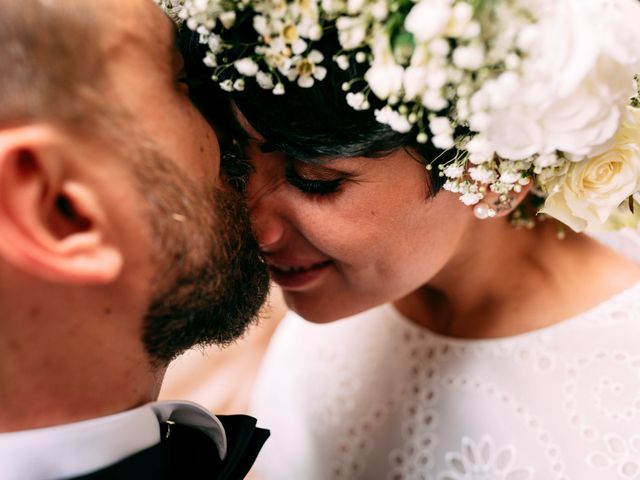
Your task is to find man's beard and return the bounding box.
[130,141,269,365]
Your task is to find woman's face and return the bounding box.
[245,136,476,323]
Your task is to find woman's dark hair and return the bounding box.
[179,25,455,193]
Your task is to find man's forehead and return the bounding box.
[105,0,175,56]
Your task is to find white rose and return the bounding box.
[480,0,640,161]
[542,109,640,232]
[405,0,453,43]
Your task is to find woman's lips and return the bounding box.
[267,260,333,290]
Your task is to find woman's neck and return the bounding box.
[394,220,640,338]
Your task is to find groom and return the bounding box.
[0,0,270,479]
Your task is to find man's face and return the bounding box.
[96,0,269,363]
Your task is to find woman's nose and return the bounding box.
[247,171,286,253]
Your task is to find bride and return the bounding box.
[169,0,640,478]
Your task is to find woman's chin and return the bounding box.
[282,289,381,324]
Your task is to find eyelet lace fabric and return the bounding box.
[250,235,640,480]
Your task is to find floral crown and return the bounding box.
[159,0,640,234]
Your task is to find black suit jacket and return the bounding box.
[69,415,269,480]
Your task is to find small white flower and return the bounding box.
[534,153,559,169]
[417,132,429,144]
[203,52,217,68]
[252,15,268,35]
[460,192,484,206]
[291,38,308,55]
[347,0,365,14]
[403,66,428,101]
[469,166,497,184]
[499,171,521,184]
[405,0,452,43]
[336,16,368,50]
[335,55,350,71]
[429,38,450,58]
[308,24,323,41]
[219,11,236,29]
[220,79,234,92]
[465,136,493,158]
[273,83,286,95]
[366,61,404,100]
[452,44,485,70]
[443,179,460,192]
[433,135,454,149]
[446,2,474,37]
[233,78,245,91]
[288,50,327,88]
[375,106,412,133]
[390,114,412,133]
[369,0,388,21]
[256,71,275,89]
[429,117,453,137]
[346,92,368,110]
[422,89,448,112]
[444,164,464,179]
[207,34,223,54]
[235,58,259,76]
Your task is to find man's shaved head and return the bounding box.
[0,0,109,128]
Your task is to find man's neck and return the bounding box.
[0,308,165,432]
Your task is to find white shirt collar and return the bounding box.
[0,400,226,480]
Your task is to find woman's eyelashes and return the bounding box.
[285,166,344,196]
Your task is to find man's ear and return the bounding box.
[0,125,123,284]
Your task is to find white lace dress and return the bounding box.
[250,235,640,480]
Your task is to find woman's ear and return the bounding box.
[472,182,533,220]
[0,125,123,284]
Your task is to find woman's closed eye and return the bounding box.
[285,166,344,196]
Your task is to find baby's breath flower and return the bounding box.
[220,79,234,92]
[256,71,275,89]
[235,58,259,76]
[335,55,350,70]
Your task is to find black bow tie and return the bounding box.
[211,415,271,479]
[71,415,269,480]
